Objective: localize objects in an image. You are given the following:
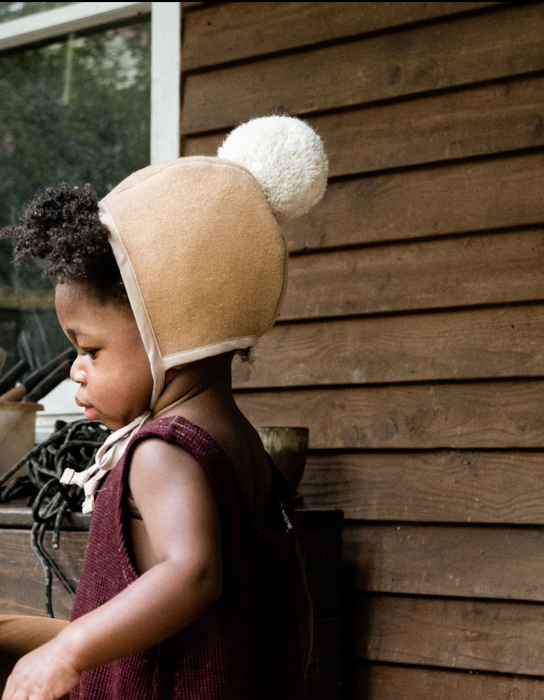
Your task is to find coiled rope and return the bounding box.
[0,419,110,617]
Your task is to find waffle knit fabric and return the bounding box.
[69,416,306,699]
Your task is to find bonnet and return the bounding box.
[61,115,328,512]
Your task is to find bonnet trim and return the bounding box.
[162,335,259,370]
[98,201,165,408]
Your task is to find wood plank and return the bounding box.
[0,530,87,619]
[184,73,544,177]
[234,305,544,389]
[302,452,544,523]
[344,524,544,595]
[0,502,89,529]
[278,229,544,321]
[283,151,544,252]
[357,594,544,676]
[357,663,544,700]
[183,2,503,71]
[236,381,544,449]
[182,3,544,134]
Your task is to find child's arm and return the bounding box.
[2,439,222,700]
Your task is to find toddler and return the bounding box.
[0,116,328,699]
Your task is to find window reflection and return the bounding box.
[0,2,75,24]
[0,19,151,371]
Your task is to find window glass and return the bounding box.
[0,19,151,372]
[0,2,75,23]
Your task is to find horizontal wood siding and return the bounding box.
[283,153,544,252]
[181,2,544,698]
[236,382,544,449]
[358,664,544,700]
[344,524,544,598]
[280,230,544,320]
[233,306,544,388]
[182,2,504,71]
[358,595,544,676]
[185,73,544,176]
[182,3,544,134]
[303,452,544,522]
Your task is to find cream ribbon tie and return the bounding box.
[60,411,152,514]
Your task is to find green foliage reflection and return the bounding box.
[0,2,74,23]
[0,20,150,369]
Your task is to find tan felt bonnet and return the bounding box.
[62,116,328,513]
[99,116,328,406]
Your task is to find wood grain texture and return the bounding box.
[184,73,544,176]
[279,229,544,320]
[233,305,544,389]
[344,524,544,596]
[0,502,89,529]
[357,663,544,700]
[357,594,544,676]
[0,530,87,619]
[183,2,502,71]
[235,381,544,449]
[283,151,544,252]
[182,3,544,133]
[302,452,544,523]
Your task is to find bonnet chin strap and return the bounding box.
[60,411,151,514]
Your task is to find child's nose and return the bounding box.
[71,357,86,384]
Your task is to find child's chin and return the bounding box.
[84,406,99,421]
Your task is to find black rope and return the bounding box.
[0,419,110,617]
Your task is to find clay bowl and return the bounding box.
[0,401,43,477]
[255,426,309,493]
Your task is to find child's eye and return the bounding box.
[82,349,98,359]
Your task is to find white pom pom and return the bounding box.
[217,116,328,220]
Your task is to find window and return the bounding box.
[0,2,180,429]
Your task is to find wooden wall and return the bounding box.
[180,2,544,698]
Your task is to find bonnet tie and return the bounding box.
[60,411,151,514]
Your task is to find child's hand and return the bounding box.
[1,638,80,700]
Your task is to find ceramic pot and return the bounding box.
[0,401,43,476]
[255,426,309,493]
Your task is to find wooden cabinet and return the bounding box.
[0,503,343,698]
[297,509,344,700]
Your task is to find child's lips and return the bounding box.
[84,406,98,420]
[75,397,98,420]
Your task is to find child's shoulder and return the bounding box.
[126,417,224,539]
[133,413,231,465]
[126,414,232,503]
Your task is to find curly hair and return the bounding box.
[0,182,128,305]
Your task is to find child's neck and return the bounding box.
[152,352,237,421]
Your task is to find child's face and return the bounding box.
[55,283,153,431]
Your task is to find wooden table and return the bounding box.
[0,502,343,699]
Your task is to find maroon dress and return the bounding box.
[69,416,306,699]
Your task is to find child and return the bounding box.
[0,116,328,699]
